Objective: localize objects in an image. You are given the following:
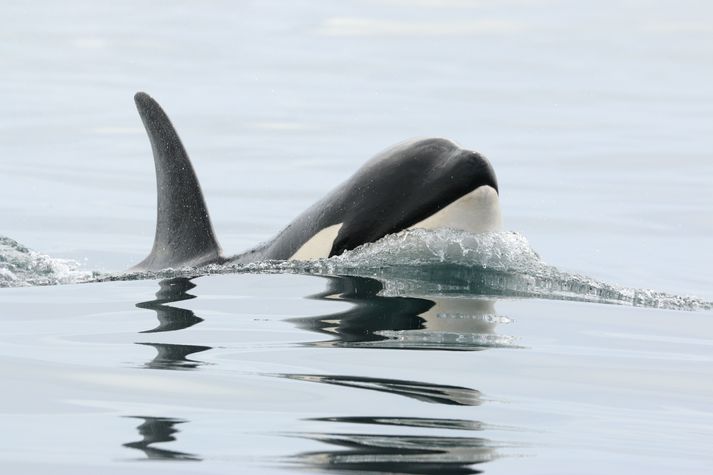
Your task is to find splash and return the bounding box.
[0,236,95,288]
[310,229,542,272]
[1,231,710,311]
[293,229,712,310]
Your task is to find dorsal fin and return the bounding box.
[131,92,223,271]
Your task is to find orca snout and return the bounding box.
[461,150,499,194]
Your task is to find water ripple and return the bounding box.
[3,230,711,311]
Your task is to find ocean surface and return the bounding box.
[1,1,712,473]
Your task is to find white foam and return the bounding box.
[0,236,94,287]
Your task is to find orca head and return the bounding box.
[326,139,502,257]
[411,147,502,235]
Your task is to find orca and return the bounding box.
[131,92,501,271]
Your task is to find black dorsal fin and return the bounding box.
[131,92,223,271]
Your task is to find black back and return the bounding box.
[257,139,498,260]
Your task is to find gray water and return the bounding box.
[1,0,713,473]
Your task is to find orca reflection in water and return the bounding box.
[137,342,211,371]
[123,416,200,461]
[295,417,496,475]
[136,277,203,333]
[294,430,495,475]
[130,92,501,271]
[291,275,515,350]
[135,277,212,370]
[309,416,485,431]
[279,373,480,406]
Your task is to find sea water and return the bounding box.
[1,1,712,473]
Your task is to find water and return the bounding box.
[1,0,712,473]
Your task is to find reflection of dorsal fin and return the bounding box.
[132,92,223,271]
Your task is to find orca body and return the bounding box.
[131,92,501,271]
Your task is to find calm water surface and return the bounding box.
[1,1,712,473]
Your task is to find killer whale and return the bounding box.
[132,92,501,271]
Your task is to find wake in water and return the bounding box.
[1,231,710,311]
[0,236,95,287]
